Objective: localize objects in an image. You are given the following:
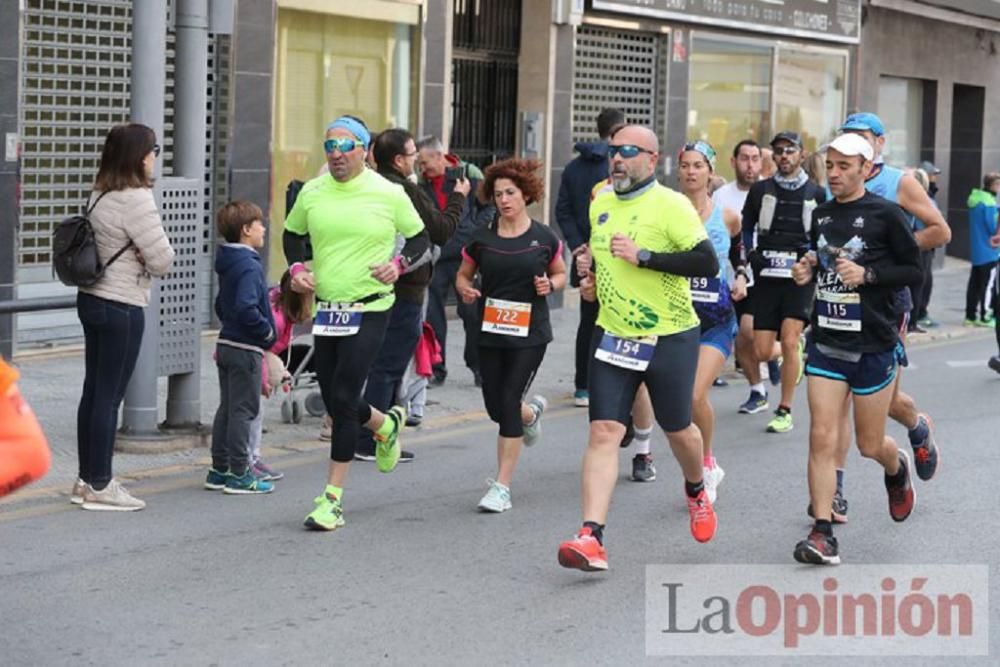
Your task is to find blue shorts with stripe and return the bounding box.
[804,340,907,395]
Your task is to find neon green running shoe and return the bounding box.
[375,406,406,473]
[304,489,345,531]
[795,335,806,386]
[766,407,794,433]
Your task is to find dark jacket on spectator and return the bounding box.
[555,140,611,251]
[420,155,490,262]
[379,167,465,304]
[214,243,276,349]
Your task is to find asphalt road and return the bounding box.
[2,335,998,665]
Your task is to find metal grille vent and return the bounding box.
[571,26,658,145]
[156,177,201,377]
[19,0,133,268]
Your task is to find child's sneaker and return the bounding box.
[223,470,274,495]
[204,467,229,490]
[252,460,284,481]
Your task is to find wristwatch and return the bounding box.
[863,266,877,285]
[637,249,652,268]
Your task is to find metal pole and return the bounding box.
[164,0,209,429]
[121,0,167,437]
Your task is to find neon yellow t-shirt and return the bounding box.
[284,169,425,312]
[589,183,707,337]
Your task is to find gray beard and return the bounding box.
[612,174,633,192]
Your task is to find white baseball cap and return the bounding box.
[825,133,874,162]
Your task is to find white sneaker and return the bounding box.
[703,465,726,504]
[477,479,512,513]
[70,478,86,505]
[80,479,146,512]
[319,415,333,441]
[522,395,548,447]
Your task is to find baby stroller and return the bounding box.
[279,321,326,423]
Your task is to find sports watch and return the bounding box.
[637,249,652,268]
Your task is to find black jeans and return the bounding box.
[76,292,145,488]
[356,298,423,453]
[478,344,547,438]
[211,344,262,476]
[966,262,996,320]
[314,309,389,462]
[427,259,480,376]
[575,297,599,391]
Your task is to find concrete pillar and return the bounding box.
[121,0,168,437]
[420,0,453,140]
[164,0,210,429]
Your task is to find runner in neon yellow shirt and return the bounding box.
[283,115,429,532]
[557,125,722,573]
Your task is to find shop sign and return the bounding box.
[590,0,861,44]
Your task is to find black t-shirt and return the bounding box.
[463,220,562,348]
[808,192,922,353]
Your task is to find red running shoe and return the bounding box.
[558,526,608,571]
[687,489,717,543]
[793,529,840,565]
[886,449,916,522]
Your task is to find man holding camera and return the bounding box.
[418,136,493,387]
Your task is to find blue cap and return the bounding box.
[840,112,885,137]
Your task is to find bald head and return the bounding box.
[612,125,659,153]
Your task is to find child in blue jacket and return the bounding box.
[965,174,1000,326]
[206,201,277,495]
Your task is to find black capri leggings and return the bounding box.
[313,309,389,462]
[587,325,700,433]
[478,344,547,438]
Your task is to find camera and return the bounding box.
[445,165,467,181]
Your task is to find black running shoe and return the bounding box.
[793,530,840,565]
[806,491,849,524]
[631,454,656,482]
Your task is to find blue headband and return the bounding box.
[326,116,371,149]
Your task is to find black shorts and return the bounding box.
[734,284,754,320]
[752,279,815,332]
[587,325,699,433]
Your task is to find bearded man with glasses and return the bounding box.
[740,131,828,436]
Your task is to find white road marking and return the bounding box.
[946,360,986,368]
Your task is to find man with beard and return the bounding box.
[742,132,827,435]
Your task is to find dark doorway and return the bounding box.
[947,84,985,260]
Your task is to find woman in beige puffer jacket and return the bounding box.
[74,123,175,512]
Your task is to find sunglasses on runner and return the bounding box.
[608,144,655,159]
[323,137,361,154]
[152,144,161,157]
[772,146,800,157]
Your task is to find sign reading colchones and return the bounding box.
[590,0,862,44]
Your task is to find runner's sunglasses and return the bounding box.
[607,144,655,159]
[324,137,362,154]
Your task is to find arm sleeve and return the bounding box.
[871,207,923,288]
[283,229,310,266]
[728,234,745,270]
[741,186,761,251]
[403,230,434,273]
[555,170,585,250]
[130,190,175,277]
[644,239,720,278]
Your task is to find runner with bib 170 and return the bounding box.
[557,125,721,573]
[456,158,566,514]
[677,140,748,504]
[283,115,428,532]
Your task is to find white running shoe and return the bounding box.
[80,479,146,512]
[477,479,512,513]
[703,465,726,504]
[522,395,548,447]
[70,478,86,505]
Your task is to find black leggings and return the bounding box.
[478,344,547,438]
[313,309,389,462]
[966,262,996,321]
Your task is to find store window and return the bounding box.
[689,36,847,181]
[270,7,420,278]
[878,76,925,169]
[688,37,771,181]
[774,47,846,154]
